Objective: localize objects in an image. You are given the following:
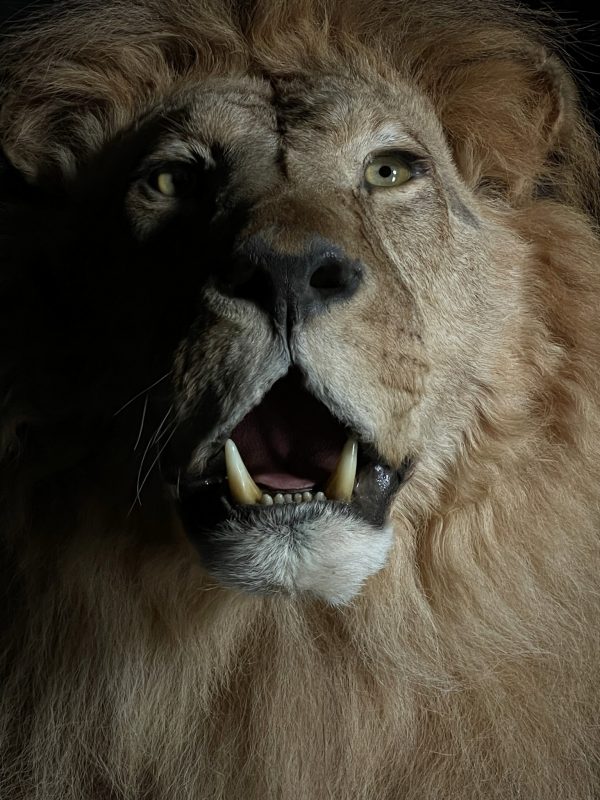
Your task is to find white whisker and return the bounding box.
[151,405,174,445]
[129,421,179,516]
[113,371,171,417]
[131,406,175,513]
[134,428,160,505]
[133,396,149,452]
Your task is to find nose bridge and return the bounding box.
[214,187,364,328]
[242,192,344,256]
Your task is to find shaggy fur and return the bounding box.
[1,1,600,798]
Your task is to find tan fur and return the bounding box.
[1,1,600,798]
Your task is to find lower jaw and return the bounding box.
[169,454,414,603]
[176,492,398,605]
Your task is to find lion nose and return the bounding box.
[219,236,363,326]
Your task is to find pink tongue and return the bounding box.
[230,371,347,491]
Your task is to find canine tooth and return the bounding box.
[224,440,262,505]
[315,492,326,502]
[274,493,284,504]
[294,493,302,503]
[284,493,293,503]
[261,494,274,506]
[302,492,313,502]
[324,438,358,503]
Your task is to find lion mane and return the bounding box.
[1,1,600,798]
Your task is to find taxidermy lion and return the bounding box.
[1,0,599,797]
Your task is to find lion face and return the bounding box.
[58,68,509,604]
[0,51,540,608]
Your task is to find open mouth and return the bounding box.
[174,369,412,532]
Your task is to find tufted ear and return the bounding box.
[432,46,579,202]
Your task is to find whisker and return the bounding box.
[133,396,149,452]
[129,421,179,516]
[134,403,169,482]
[151,405,175,445]
[113,371,171,417]
[131,405,175,515]
[135,427,161,505]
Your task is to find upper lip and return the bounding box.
[179,371,358,481]
[166,366,381,499]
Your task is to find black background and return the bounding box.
[0,0,598,119]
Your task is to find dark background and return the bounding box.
[0,0,598,119]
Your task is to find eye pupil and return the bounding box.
[364,153,416,189]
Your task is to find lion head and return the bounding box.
[1,1,599,798]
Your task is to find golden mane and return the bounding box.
[1,2,599,798]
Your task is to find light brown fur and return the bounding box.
[1,1,600,798]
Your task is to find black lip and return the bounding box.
[175,454,414,536]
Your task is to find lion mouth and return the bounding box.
[169,367,413,602]
[174,369,412,530]
[228,367,353,501]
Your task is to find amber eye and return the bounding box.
[364,154,413,188]
[148,163,198,198]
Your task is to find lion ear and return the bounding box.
[435,47,578,201]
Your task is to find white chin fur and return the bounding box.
[292,518,393,604]
[199,504,394,606]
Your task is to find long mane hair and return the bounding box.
[1,2,599,798]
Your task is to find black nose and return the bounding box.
[219,236,363,327]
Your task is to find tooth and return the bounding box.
[274,493,284,504]
[315,492,326,502]
[294,493,302,503]
[224,440,262,505]
[284,493,293,503]
[324,438,358,503]
[261,494,274,506]
[303,492,313,502]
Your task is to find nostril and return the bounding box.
[220,238,363,324]
[224,268,272,307]
[310,259,353,291]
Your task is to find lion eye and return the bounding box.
[149,164,198,198]
[156,172,177,196]
[364,154,412,188]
